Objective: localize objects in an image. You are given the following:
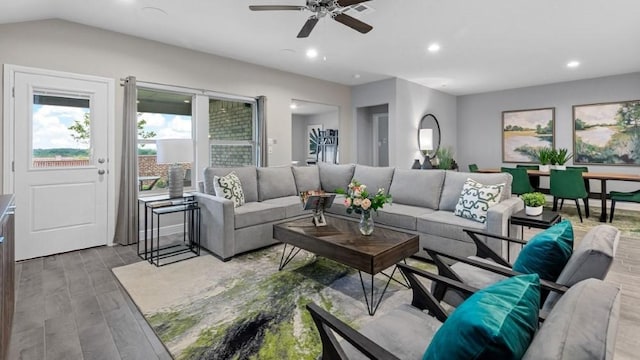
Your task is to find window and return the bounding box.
[209,98,258,167]
[137,88,193,192]
[31,93,91,168]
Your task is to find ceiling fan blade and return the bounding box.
[249,5,306,11]
[297,17,319,38]
[333,13,373,34]
[336,0,371,7]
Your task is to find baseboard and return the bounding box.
[138,223,185,239]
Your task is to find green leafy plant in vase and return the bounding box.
[521,192,546,216]
[535,147,554,172]
[553,148,573,170]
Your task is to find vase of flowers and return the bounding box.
[337,180,392,235]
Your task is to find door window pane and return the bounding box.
[32,94,91,168]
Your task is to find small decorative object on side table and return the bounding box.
[336,180,392,235]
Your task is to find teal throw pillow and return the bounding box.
[423,274,540,360]
[512,219,574,281]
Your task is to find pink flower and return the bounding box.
[353,198,363,206]
[361,198,372,210]
[343,198,352,207]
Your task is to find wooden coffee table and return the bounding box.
[273,216,419,315]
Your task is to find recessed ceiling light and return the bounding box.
[428,43,441,53]
[306,48,318,59]
[290,103,297,109]
[567,61,580,68]
[353,74,361,79]
[183,100,191,103]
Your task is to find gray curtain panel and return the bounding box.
[114,76,139,245]
[257,96,268,167]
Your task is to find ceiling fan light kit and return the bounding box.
[249,0,373,38]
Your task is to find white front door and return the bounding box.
[6,66,114,260]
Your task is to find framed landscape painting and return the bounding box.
[502,108,555,163]
[574,100,640,165]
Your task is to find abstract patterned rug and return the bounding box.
[113,245,434,359]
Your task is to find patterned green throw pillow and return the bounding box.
[213,171,245,208]
[454,178,505,223]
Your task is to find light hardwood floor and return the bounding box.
[8,231,640,359]
[8,244,171,360]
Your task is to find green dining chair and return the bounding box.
[468,163,479,172]
[550,169,588,222]
[516,164,540,190]
[501,167,534,195]
[609,189,640,222]
[565,166,590,218]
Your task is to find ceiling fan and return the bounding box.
[249,0,373,38]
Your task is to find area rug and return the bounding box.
[113,245,434,360]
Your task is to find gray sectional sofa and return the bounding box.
[195,163,523,261]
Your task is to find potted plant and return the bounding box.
[521,192,546,216]
[553,148,573,170]
[337,180,392,235]
[536,147,553,172]
[436,147,456,170]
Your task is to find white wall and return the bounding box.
[457,72,640,192]
[0,19,353,190]
[291,114,307,164]
[395,78,457,168]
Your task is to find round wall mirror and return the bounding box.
[418,113,441,159]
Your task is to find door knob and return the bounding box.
[98,158,106,164]
[98,169,106,175]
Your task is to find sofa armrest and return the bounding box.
[194,192,235,260]
[485,196,524,259]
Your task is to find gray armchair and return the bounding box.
[427,224,620,310]
[306,263,620,360]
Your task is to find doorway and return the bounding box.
[4,65,115,260]
[290,100,340,165]
[356,104,389,166]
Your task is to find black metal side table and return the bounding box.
[509,208,561,237]
[137,193,200,266]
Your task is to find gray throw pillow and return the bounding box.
[318,162,355,193]
[292,166,321,193]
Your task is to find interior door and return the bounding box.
[11,69,111,260]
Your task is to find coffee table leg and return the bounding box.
[380,260,410,288]
[359,266,399,316]
[279,243,302,271]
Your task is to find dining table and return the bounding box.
[478,169,640,222]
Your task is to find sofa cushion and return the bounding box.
[454,178,505,223]
[440,171,512,212]
[522,279,621,360]
[213,171,245,208]
[234,202,286,229]
[513,219,574,282]
[424,274,540,360]
[375,204,435,231]
[204,166,258,203]
[417,211,485,243]
[352,165,395,194]
[292,166,321,193]
[343,304,441,360]
[257,166,297,201]
[542,224,619,310]
[262,196,309,219]
[389,169,445,209]
[318,162,355,193]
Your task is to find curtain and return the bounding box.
[114,76,139,245]
[257,96,268,167]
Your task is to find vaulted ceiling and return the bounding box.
[2,0,640,95]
